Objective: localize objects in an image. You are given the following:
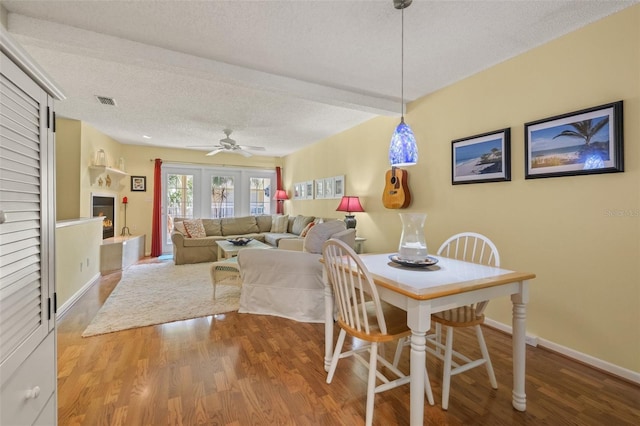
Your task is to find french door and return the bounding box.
[162,166,201,253]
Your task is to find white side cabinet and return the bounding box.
[1,28,64,426]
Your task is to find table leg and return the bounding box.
[511,281,530,411]
[409,331,427,425]
[407,299,432,426]
[323,268,334,372]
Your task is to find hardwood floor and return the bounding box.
[57,258,640,425]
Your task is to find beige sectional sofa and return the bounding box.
[171,214,316,265]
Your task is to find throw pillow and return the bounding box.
[292,215,314,235]
[183,219,206,238]
[299,221,315,238]
[303,220,346,254]
[330,228,356,249]
[271,214,289,233]
[174,221,187,236]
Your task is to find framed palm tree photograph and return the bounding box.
[524,101,623,179]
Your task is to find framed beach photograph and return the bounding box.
[452,129,511,184]
[315,179,324,199]
[294,183,301,199]
[131,176,146,191]
[333,175,345,198]
[525,101,623,179]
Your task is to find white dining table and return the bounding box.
[322,253,536,426]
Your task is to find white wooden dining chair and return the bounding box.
[393,232,500,410]
[322,239,434,426]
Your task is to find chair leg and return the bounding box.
[365,342,378,426]
[392,336,406,367]
[424,365,435,406]
[435,322,443,356]
[441,326,454,410]
[326,329,346,384]
[475,325,497,389]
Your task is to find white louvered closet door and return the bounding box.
[0,49,56,392]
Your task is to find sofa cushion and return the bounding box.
[221,216,259,236]
[263,233,296,247]
[202,219,222,236]
[183,219,206,238]
[174,221,187,235]
[291,215,315,235]
[183,237,219,247]
[271,215,289,233]
[255,215,273,232]
[303,220,346,254]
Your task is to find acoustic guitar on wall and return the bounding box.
[382,166,411,209]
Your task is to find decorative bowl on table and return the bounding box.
[388,254,438,268]
[227,237,253,246]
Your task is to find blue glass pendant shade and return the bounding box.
[389,118,418,166]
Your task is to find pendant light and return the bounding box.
[389,0,418,167]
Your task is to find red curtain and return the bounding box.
[151,158,163,257]
[275,166,283,214]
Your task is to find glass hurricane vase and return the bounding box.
[398,213,428,261]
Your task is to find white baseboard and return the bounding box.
[483,318,640,385]
[56,273,101,318]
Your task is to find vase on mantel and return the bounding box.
[398,213,428,261]
[94,149,106,166]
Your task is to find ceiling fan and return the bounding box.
[192,129,266,157]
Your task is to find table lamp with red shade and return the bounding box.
[274,189,289,214]
[336,196,365,229]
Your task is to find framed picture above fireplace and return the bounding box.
[131,176,146,191]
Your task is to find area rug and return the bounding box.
[82,261,240,337]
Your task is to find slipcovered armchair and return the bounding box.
[236,221,355,323]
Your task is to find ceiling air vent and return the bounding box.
[95,95,117,106]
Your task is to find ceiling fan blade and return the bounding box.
[206,149,224,156]
[238,145,266,151]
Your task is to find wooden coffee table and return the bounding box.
[215,239,272,260]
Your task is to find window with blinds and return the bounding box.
[0,52,50,365]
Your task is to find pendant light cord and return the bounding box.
[401,3,405,120]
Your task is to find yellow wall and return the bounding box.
[55,219,103,310]
[284,6,640,372]
[55,119,81,220]
[79,121,125,218]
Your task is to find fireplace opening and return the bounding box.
[92,195,115,239]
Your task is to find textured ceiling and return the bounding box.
[2,0,636,158]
